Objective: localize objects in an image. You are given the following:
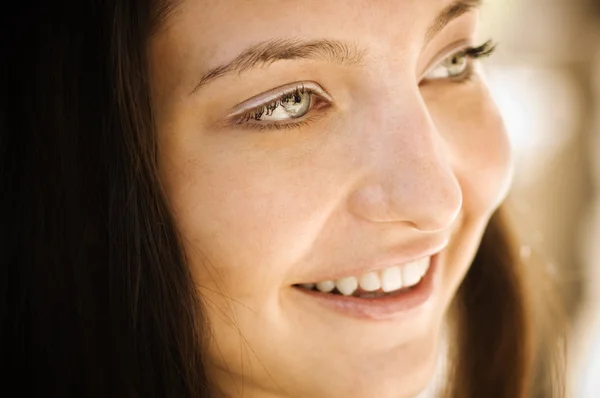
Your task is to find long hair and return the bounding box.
[447,210,566,398]
[1,2,208,397]
[0,1,563,397]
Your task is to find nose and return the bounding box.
[347,96,462,233]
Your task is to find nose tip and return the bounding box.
[344,87,464,233]
[405,176,463,232]
[347,166,463,233]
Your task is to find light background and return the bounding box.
[480,0,600,396]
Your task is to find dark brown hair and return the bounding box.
[448,210,566,398]
[0,1,564,397]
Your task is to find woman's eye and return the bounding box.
[231,83,330,128]
[422,40,497,82]
[250,89,312,122]
[424,51,470,80]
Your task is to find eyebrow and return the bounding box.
[190,38,365,94]
[424,0,482,45]
[190,0,481,94]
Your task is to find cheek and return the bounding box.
[157,138,336,300]
[427,82,512,217]
[424,82,512,310]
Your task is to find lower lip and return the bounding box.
[292,254,439,320]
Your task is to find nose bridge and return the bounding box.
[347,92,462,232]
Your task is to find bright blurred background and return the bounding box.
[479,0,600,396]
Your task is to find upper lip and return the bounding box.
[295,238,449,284]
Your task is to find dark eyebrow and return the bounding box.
[190,38,365,94]
[424,0,482,46]
[190,1,480,94]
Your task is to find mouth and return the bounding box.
[292,254,439,320]
[294,256,430,298]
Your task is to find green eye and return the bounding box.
[234,86,318,125]
[227,81,332,131]
[253,90,313,122]
[424,51,469,80]
[423,40,497,82]
[441,53,469,78]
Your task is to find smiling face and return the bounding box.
[149,0,512,397]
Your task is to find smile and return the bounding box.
[292,253,440,320]
[295,256,431,298]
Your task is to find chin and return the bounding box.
[313,326,443,398]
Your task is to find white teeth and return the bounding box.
[305,256,431,295]
[335,277,358,296]
[358,271,381,292]
[381,266,404,293]
[418,257,431,274]
[316,280,335,293]
[402,261,423,287]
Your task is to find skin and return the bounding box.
[150,0,513,397]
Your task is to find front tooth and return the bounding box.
[417,257,431,274]
[359,272,381,292]
[335,277,358,296]
[402,261,423,287]
[316,280,335,293]
[381,266,403,293]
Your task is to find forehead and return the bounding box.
[156,0,462,52]
[149,0,478,98]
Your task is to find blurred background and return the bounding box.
[480,0,600,396]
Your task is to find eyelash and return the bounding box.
[233,40,497,131]
[231,85,324,130]
[239,115,323,131]
[447,40,497,82]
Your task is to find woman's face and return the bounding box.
[151,0,511,397]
